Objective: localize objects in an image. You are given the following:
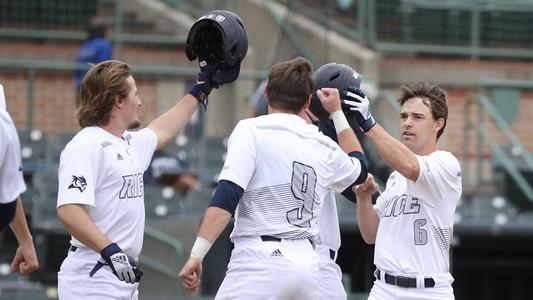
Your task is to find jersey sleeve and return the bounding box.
[218,121,257,190]
[128,128,158,171]
[0,115,26,204]
[322,143,361,193]
[57,140,99,207]
[408,151,462,206]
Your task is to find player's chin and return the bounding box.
[400,138,415,150]
[128,120,141,130]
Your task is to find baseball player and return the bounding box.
[56,60,221,299]
[0,84,39,275]
[308,62,366,300]
[346,82,462,299]
[178,57,368,299]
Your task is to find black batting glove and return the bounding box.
[189,70,219,111]
[127,254,144,283]
[341,86,376,133]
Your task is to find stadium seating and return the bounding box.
[144,185,182,219]
[46,131,77,164]
[17,129,48,174]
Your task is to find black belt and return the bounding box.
[260,236,281,242]
[376,270,435,288]
[259,235,315,249]
[69,245,77,252]
[329,249,336,260]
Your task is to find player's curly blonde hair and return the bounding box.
[397,82,448,140]
[77,60,132,128]
[266,57,315,114]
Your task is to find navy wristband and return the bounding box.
[101,242,121,259]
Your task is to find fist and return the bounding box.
[316,88,342,114]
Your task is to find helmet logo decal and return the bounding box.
[215,15,226,22]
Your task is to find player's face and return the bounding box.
[123,76,142,129]
[399,97,438,154]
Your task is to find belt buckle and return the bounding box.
[394,275,409,288]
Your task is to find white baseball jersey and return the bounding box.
[0,84,26,204]
[374,150,462,276]
[219,113,361,241]
[57,126,157,257]
[316,192,341,251]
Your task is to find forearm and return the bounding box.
[337,128,363,154]
[366,123,419,180]
[332,110,363,154]
[9,198,33,245]
[57,204,112,252]
[356,198,379,244]
[148,94,199,150]
[197,206,232,243]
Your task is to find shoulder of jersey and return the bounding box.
[433,150,460,165]
[64,128,105,151]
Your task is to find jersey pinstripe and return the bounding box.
[374,151,462,275]
[219,113,361,241]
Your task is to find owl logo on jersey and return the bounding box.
[68,175,87,192]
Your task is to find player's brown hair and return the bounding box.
[77,60,132,128]
[266,57,315,113]
[397,82,448,140]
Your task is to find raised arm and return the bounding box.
[341,87,419,181]
[148,71,214,150]
[316,88,363,154]
[365,124,419,181]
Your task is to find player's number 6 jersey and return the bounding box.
[374,151,462,275]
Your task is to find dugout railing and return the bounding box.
[3,0,533,61]
[463,81,533,206]
[261,0,533,60]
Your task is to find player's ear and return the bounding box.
[434,117,445,133]
[302,95,311,110]
[114,95,124,108]
[263,89,272,110]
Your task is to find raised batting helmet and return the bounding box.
[309,63,362,121]
[186,10,248,85]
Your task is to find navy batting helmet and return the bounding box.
[310,63,362,121]
[186,10,248,85]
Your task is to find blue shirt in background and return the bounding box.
[75,37,113,90]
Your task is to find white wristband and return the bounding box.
[190,237,212,261]
[331,110,350,134]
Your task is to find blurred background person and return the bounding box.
[247,78,268,117]
[144,151,201,197]
[74,16,113,107]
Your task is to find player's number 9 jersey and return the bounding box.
[219,114,361,240]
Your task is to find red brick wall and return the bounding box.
[381,88,532,161]
[1,71,159,139]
